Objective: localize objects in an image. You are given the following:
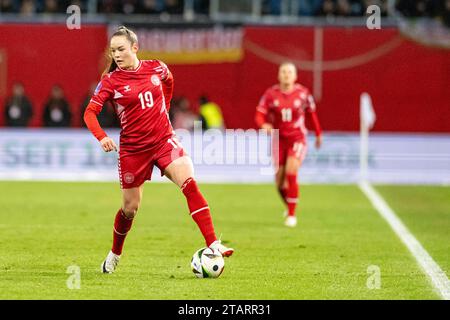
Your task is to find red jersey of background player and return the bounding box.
[90,59,173,153]
[256,84,321,141]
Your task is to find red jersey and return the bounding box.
[256,84,318,141]
[90,60,173,153]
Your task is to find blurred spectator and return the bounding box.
[80,82,119,128]
[42,85,72,127]
[119,0,138,14]
[0,0,443,20]
[316,0,390,17]
[163,0,183,14]
[3,82,33,127]
[20,0,36,16]
[319,0,335,16]
[41,0,60,13]
[336,0,352,16]
[416,0,432,17]
[170,97,197,130]
[0,0,17,12]
[98,0,118,14]
[198,96,224,130]
[137,0,162,14]
[444,0,450,27]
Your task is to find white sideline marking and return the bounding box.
[358,181,450,300]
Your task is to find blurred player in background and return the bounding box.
[84,26,234,273]
[255,62,322,227]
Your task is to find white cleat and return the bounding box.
[284,215,297,227]
[209,240,234,257]
[101,250,121,273]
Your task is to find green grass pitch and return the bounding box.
[0,181,448,299]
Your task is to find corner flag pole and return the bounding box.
[360,93,376,183]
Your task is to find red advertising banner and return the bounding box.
[0,24,449,132]
[0,24,108,127]
[173,27,450,132]
[238,26,450,132]
[145,26,450,132]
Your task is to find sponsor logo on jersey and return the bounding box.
[151,75,161,86]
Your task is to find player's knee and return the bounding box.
[122,202,139,218]
[285,168,297,176]
[285,163,300,175]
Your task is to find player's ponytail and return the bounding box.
[102,26,139,76]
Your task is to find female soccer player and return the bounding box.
[84,26,234,273]
[255,62,322,227]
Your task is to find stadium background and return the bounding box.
[1,1,449,184]
[0,0,449,300]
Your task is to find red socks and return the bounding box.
[285,174,298,216]
[110,178,217,254]
[112,209,134,255]
[181,178,217,246]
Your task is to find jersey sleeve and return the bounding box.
[89,76,114,109]
[156,60,170,81]
[304,90,322,136]
[256,89,271,116]
[84,102,107,141]
[305,92,317,112]
[155,60,173,111]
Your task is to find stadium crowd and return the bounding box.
[0,0,448,18]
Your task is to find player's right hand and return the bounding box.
[261,123,273,133]
[315,135,323,149]
[100,137,118,152]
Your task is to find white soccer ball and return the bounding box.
[191,247,225,278]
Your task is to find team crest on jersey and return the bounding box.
[151,75,161,86]
[124,85,131,92]
[273,99,279,107]
[300,92,307,99]
[294,99,301,107]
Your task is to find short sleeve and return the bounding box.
[89,76,114,107]
[256,89,271,115]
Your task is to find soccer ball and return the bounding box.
[191,247,225,278]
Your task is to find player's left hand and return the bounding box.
[100,136,118,153]
[315,135,322,149]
